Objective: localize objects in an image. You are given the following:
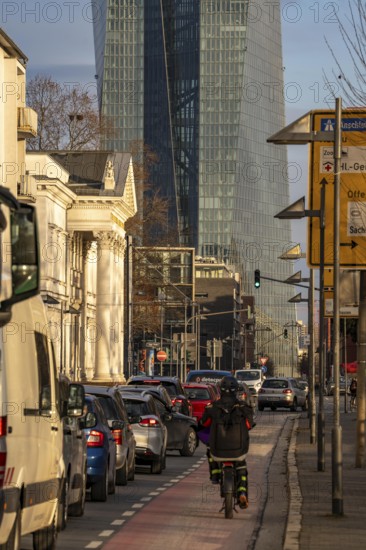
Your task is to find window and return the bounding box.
[35,332,52,413]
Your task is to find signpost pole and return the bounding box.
[332,97,343,516]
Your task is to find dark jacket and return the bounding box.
[200,396,253,459]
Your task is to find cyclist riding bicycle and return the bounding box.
[198,375,254,510]
[349,378,357,409]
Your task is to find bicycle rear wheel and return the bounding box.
[224,491,234,519]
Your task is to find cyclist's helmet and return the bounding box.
[220,376,239,394]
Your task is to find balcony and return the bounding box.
[17,107,38,138]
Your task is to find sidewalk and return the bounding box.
[290,404,366,550]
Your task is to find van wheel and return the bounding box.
[33,507,58,550]
[90,468,108,502]
[0,507,21,550]
[57,477,69,531]
[68,464,86,517]
[116,461,128,486]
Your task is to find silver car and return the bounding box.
[258,377,307,411]
[120,391,167,474]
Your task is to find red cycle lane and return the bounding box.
[103,456,268,550]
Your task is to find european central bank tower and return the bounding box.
[92,1,297,370]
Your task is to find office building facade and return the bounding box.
[93,1,297,372]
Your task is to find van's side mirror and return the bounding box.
[0,196,39,326]
[67,383,85,418]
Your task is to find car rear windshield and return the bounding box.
[96,396,117,420]
[185,388,211,400]
[263,379,289,389]
[236,371,261,381]
[123,399,150,421]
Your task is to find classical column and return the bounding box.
[93,231,115,382]
[112,237,126,382]
[79,239,93,381]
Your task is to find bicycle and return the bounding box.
[350,393,357,411]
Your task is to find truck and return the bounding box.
[0,186,85,549]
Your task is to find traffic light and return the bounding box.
[254,269,261,288]
[284,329,288,339]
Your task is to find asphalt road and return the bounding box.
[20,409,299,550]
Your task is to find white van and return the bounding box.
[0,194,84,549]
[235,369,264,396]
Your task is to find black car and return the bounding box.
[84,385,136,485]
[126,376,192,416]
[118,385,198,456]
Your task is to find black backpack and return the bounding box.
[210,404,251,459]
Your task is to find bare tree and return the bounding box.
[324,0,366,106]
[26,75,112,150]
[125,140,179,246]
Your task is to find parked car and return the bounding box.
[59,376,87,530]
[258,377,307,411]
[84,385,136,485]
[126,375,192,416]
[121,386,198,456]
[82,394,117,501]
[120,391,167,474]
[325,377,346,396]
[183,383,218,422]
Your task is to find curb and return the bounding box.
[283,418,302,550]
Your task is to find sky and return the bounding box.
[1,0,357,322]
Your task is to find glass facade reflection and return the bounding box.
[93,1,298,372]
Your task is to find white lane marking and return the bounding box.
[99,530,114,537]
[156,487,166,492]
[111,519,125,525]
[148,491,160,496]
[85,543,103,549]
[164,483,173,487]
[122,510,136,517]
[132,503,144,509]
[141,497,152,502]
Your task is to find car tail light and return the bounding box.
[0,416,7,437]
[0,451,6,489]
[112,429,123,446]
[282,389,293,395]
[87,430,105,447]
[139,417,159,427]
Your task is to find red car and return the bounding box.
[183,383,218,422]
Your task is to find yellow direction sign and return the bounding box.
[308,109,366,267]
[322,269,359,317]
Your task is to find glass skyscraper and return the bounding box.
[93,1,298,371]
